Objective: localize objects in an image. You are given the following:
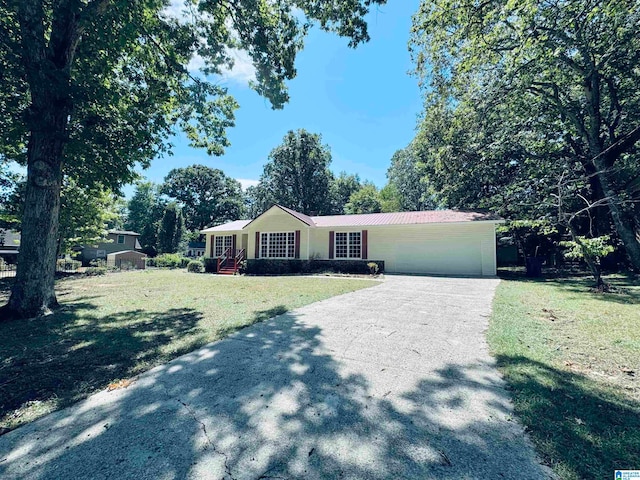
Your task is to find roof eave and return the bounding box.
[314,219,505,228]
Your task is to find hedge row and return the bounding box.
[203,257,218,273]
[146,254,190,269]
[246,259,384,275]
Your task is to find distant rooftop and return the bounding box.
[108,230,140,236]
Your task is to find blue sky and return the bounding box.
[140,0,423,194]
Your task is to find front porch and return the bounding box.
[207,248,246,275]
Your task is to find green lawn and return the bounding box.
[0,270,377,432]
[488,272,640,480]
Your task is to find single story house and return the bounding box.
[201,205,503,276]
[77,230,142,265]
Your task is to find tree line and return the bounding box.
[0,127,434,259]
[245,129,435,218]
[406,0,640,286]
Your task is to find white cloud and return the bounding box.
[163,2,256,84]
[236,178,260,191]
[187,53,206,72]
[219,49,256,84]
[186,48,256,85]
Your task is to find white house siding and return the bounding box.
[203,208,498,276]
[307,223,497,276]
[245,209,310,260]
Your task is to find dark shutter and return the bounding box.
[362,230,368,259]
[232,234,237,255]
[295,230,301,259]
[255,231,260,259]
[210,236,215,257]
[329,231,335,259]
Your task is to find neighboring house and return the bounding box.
[78,230,142,265]
[201,205,503,276]
[186,241,206,257]
[0,229,20,263]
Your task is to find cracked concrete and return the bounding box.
[0,275,553,479]
[163,385,234,479]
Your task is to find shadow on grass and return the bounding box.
[0,310,551,479]
[0,304,205,429]
[495,354,640,479]
[0,301,295,432]
[498,268,640,305]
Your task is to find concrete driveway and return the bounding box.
[0,275,551,479]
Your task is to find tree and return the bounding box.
[330,172,362,214]
[1,0,387,318]
[157,203,184,254]
[379,184,402,213]
[257,129,334,215]
[386,146,434,211]
[344,183,382,214]
[162,165,244,231]
[411,0,640,269]
[125,181,166,256]
[57,179,121,255]
[1,175,121,255]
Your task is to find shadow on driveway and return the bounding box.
[0,305,549,479]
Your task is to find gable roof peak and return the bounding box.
[274,205,315,226]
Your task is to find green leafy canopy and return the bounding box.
[1,0,388,190]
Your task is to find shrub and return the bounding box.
[237,259,247,275]
[89,259,107,268]
[246,259,385,275]
[148,253,188,269]
[187,260,204,273]
[203,257,217,273]
[85,267,107,276]
[367,262,379,275]
[56,258,81,271]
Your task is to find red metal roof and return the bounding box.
[310,210,502,227]
[201,207,502,232]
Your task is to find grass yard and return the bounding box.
[0,270,377,432]
[488,271,640,480]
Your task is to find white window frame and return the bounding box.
[334,231,362,259]
[117,235,125,244]
[260,231,296,259]
[215,235,233,257]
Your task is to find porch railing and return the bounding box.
[215,248,246,273]
[216,247,233,272]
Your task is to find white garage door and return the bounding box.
[367,224,492,276]
[388,237,483,275]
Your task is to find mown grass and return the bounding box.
[0,270,377,432]
[488,271,640,479]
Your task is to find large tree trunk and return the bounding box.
[594,157,640,271]
[1,0,80,319]
[4,124,65,319]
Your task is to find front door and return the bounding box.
[214,235,233,257]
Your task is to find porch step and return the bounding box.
[218,268,236,275]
